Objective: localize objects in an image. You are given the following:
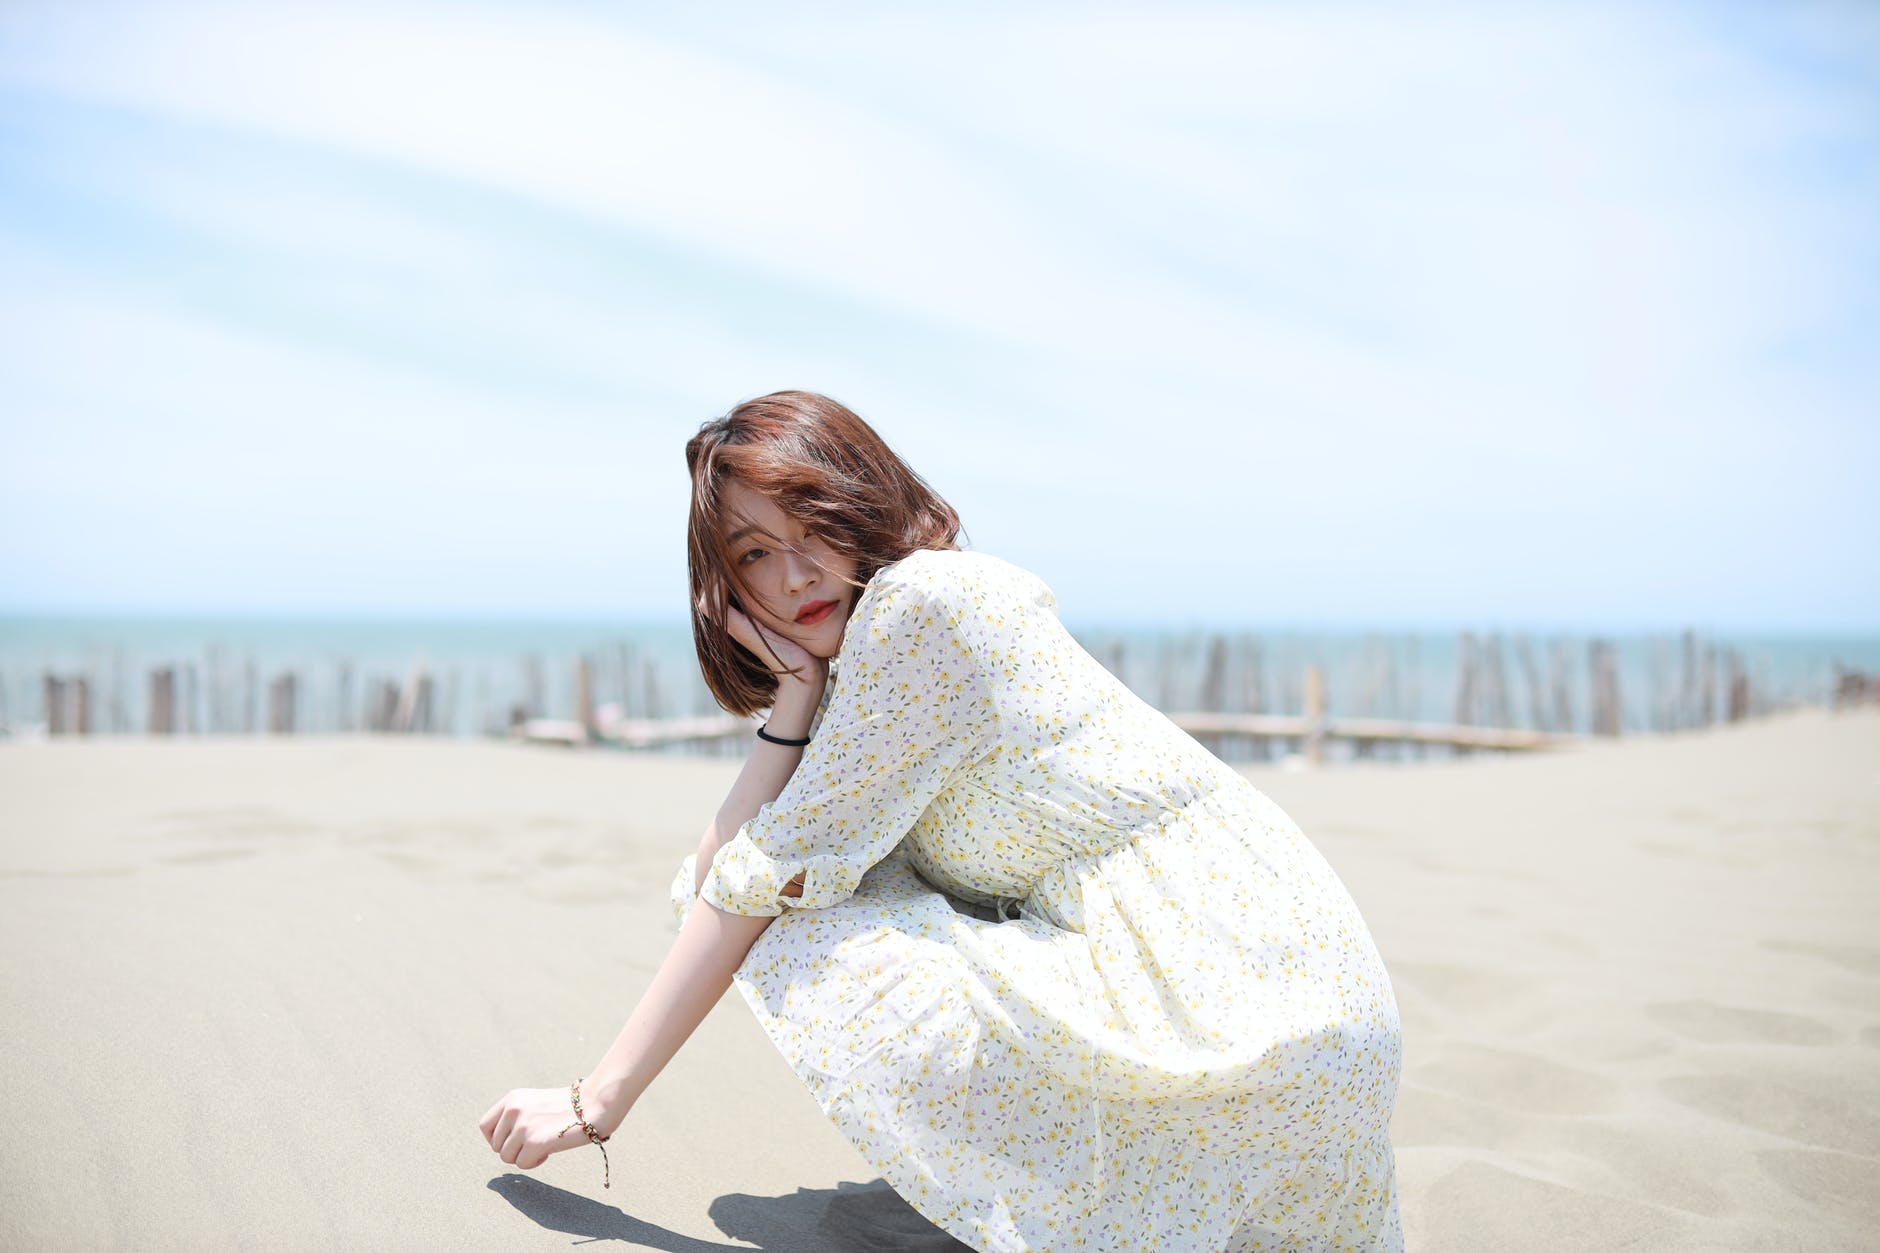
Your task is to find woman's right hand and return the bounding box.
[708,597,827,689]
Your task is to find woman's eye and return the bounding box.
[739,547,766,565]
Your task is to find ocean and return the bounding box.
[6,613,1874,763]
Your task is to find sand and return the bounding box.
[1,708,1875,1251]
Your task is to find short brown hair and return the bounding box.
[686,390,966,716]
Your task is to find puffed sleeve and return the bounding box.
[693,556,997,918]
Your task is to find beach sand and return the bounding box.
[1,708,1875,1250]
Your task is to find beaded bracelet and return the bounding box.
[557,1076,612,1189]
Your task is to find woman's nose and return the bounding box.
[783,546,818,592]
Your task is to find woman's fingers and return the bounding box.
[726,607,786,671]
[492,1105,520,1154]
[501,1123,528,1166]
[481,1086,610,1175]
[722,605,762,651]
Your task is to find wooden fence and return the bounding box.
[15,627,1874,764]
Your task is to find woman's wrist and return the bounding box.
[763,673,826,741]
[581,1069,637,1138]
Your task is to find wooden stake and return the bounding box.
[575,654,595,745]
[1707,643,1722,722]
[440,667,460,738]
[1692,628,1707,726]
[394,657,430,733]
[1454,631,1477,729]
[1590,640,1622,737]
[43,673,66,735]
[242,659,256,734]
[1515,634,1548,732]
[179,662,196,735]
[1483,634,1512,730]
[1550,640,1574,735]
[149,667,175,735]
[1304,663,1326,767]
[523,653,545,720]
[267,672,297,734]
[336,661,353,734]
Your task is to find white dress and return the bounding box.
[670,548,1403,1252]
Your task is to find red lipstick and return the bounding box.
[795,599,837,625]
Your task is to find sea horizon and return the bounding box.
[5,612,1874,752]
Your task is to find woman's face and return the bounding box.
[718,478,860,660]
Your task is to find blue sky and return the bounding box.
[1,0,1875,630]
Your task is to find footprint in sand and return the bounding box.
[1645,999,1834,1046]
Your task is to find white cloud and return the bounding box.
[0,0,1873,625]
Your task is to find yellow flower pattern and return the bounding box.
[671,549,1403,1251]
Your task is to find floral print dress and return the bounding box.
[669,548,1403,1252]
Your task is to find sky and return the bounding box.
[1,0,1875,632]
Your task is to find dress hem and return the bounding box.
[726,961,1010,1253]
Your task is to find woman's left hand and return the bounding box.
[478,1083,619,1173]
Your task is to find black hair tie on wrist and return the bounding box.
[757,722,812,747]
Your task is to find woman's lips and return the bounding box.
[795,600,837,625]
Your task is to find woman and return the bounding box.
[480,391,1404,1251]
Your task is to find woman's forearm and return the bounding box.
[582,897,776,1133]
[703,675,824,852]
[584,675,824,1133]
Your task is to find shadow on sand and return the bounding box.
[488,1173,977,1250]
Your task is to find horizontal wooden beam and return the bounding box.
[1165,711,1574,752]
